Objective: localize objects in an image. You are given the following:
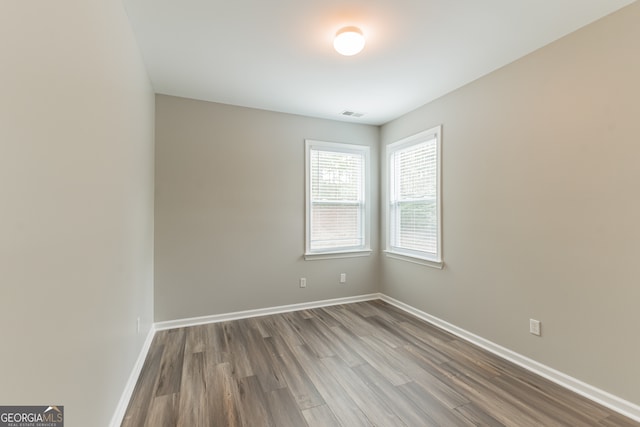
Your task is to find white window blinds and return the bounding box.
[306,141,369,255]
[387,126,442,263]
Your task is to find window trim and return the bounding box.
[385,126,443,268]
[305,139,371,259]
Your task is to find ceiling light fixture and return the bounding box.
[333,26,366,56]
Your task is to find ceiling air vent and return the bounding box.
[340,110,365,118]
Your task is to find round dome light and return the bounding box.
[333,26,366,56]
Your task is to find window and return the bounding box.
[305,140,370,259]
[386,126,442,267]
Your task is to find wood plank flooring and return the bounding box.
[121,300,639,426]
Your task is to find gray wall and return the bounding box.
[380,2,640,405]
[0,1,155,425]
[155,96,380,321]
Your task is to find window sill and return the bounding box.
[305,250,372,261]
[384,250,444,269]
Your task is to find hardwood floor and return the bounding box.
[121,301,638,426]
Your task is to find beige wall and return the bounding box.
[0,1,155,425]
[381,2,640,405]
[154,95,380,321]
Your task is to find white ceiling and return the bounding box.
[123,0,634,125]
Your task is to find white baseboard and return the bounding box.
[109,325,157,427]
[379,294,640,423]
[154,293,382,331]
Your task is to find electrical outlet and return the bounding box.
[529,319,541,336]
[300,278,307,288]
[340,273,346,284]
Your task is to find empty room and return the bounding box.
[2,0,639,426]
